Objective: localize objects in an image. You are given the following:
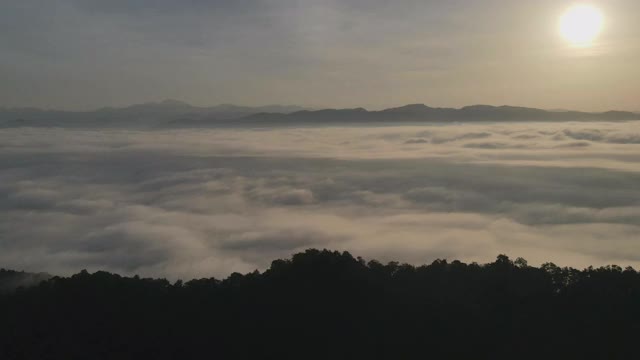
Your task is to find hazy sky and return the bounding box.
[1,0,639,111]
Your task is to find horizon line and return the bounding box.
[1,99,638,115]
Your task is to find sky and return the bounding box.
[1,0,639,111]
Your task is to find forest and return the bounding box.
[2,249,640,359]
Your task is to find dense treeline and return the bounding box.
[0,269,51,293]
[2,249,640,359]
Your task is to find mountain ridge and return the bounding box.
[239,103,639,125]
[2,100,638,128]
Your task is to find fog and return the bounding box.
[1,121,639,279]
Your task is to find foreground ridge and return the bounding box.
[2,249,639,359]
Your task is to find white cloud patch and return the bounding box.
[1,121,639,279]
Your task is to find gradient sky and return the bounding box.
[1,0,639,111]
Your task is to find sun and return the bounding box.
[559,5,604,47]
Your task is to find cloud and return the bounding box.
[1,122,640,279]
[247,187,316,206]
[220,229,338,252]
[511,134,539,140]
[554,141,591,148]
[607,134,640,144]
[462,142,528,149]
[431,132,492,144]
[562,129,606,142]
[404,138,429,144]
[563,128,640,144]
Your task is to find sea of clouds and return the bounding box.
[1,121,640,279]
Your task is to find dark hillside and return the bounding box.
[2,249,639,359]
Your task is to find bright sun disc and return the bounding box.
[560,5,604,46]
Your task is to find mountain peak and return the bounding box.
[383,104,433,112]
[460,104,497,111]
[158,99,191,106]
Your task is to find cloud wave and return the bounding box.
[1,122,639,279]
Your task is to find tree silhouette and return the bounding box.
[2,249,640,359]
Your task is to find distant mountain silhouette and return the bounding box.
[1,101,638,128]
[0,100,309,128]
[240,104,639,125]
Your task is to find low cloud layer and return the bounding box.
[1,121,639,279]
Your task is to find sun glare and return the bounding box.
[559,5,604,47]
